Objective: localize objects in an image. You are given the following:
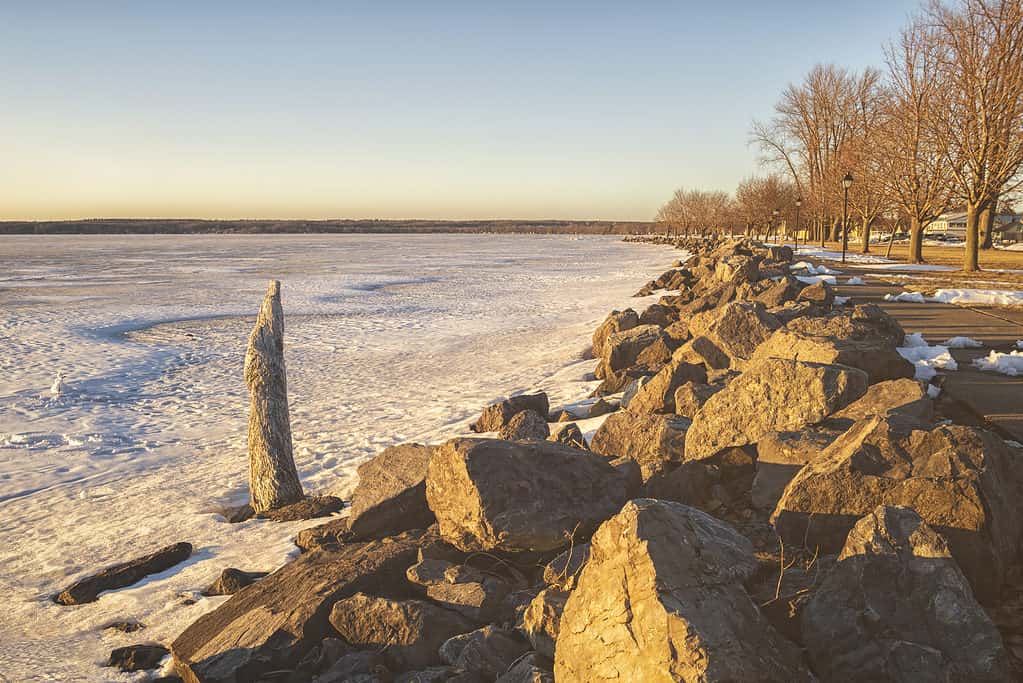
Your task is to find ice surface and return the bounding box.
[0,234,672,680]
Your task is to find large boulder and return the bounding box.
[592,309,639,358]
[685,301,781,368]
[757,275,804,308]
[773,416,1023,603]
[802,506,1009,681]
[328,593,474,670]
[597,325,668,379]
[751,307,913,383]
[554,500,809,681]
[751,378,935,511]
[171,529,441,682]
[624,359,706,414]
[590,411,689,481]
[684,358,867,462]
[348,443,435,541]
[471,393,550,433]
[425,438,629,553]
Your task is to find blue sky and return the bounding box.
[0,1,920,220]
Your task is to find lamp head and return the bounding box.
[795,197,803,207]
[843,173,854,189]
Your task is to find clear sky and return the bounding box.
[1,1,921,221]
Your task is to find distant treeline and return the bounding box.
[0,218,656,235]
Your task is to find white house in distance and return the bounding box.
[927,210,1021,241]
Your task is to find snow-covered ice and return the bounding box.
[0,233,672,680]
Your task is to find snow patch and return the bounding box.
[795,274,838,285]
[943,336,984,349]
[930,289,1023,306]
[973,350,1023,376]
[884,291,927,303]
[897,333,957,381]
[845,276,866,285]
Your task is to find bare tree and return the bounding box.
[878,14,954,263]
[928,0,1023,271]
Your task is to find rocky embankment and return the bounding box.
[94,236,1023,681]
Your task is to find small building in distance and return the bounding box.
[926,210,1021,240]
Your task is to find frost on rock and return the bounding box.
[973,351,1023,377]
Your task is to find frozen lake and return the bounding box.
[0,233,668,680]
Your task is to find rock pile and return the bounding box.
[153,235,1023,681]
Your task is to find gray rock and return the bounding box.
[426,438,629,553]
[406,559,510,623]
[496,653,554,683]
[171,529,439,682]
[348,443,436,540]
[684,357,867,462]
[107,644,169,671]
[542,543,590,591]
[202,568,268,596]
[802,505,1009,681]
[499,410,550,441]
[547,423,586,450]
[55,542,192,605]
[471,393,550,434]
[592,309,639,358]
[440,625,530,679]
[295,517,352,552]
[259,495,343,522]
[625,359,707,414]
[329,593,474,670]
[521,588,568,658]
[772,416,1023,604]
[590,411,689,481]
[554,499,810,681]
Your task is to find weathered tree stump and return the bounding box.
[245,280,304,513]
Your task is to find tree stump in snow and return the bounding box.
[245,280,304,513]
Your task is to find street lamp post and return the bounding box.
[841,173,853,263]
[771,208,780,243]
[794,197,803,253]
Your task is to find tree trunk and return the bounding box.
[964,204,981,272]
[908,216,925,264]
[245,280,304,513]
[830,216,841,242]
[979,201,996,249]
[860,216,871,253]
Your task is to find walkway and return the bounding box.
[829,275,1023,443]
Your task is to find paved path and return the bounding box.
[828,272,1023,443]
